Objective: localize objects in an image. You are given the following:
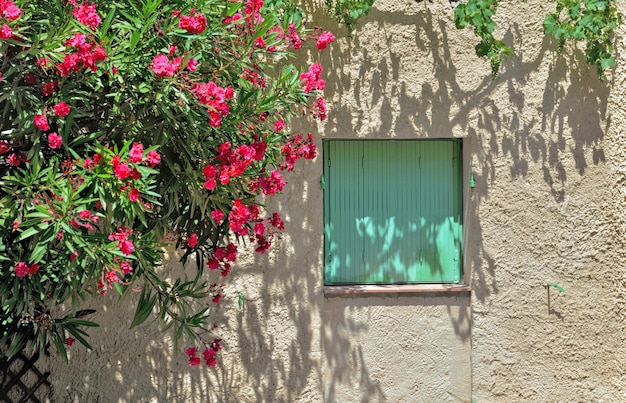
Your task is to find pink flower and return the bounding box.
[42,81,56,96]
[36,58,48,68]
[185,347,198,358]
[211,209,224,222]
[14,262,29,278]
[28,263,40,275]
[203,350,217,366]
[65,33,86,47]
[128,188,140,202]
[6,153,26,167]
[24,73,37,85]
[274,119,285,131]
[187,233,198,248]
[179,12,207,34]
[300,63,324,93]
[54,102,71,117]
[3,3,22,21]
[269,212,284,230]
[202,348,214,361]
[254,36,266,48]
[316,31,335,50]
[65,337,76,346]
[313,97,327,121]
[189,357,201,366]
[0,140,10,154]
[254,222,266,236]
[186,58,198,72]
[0,24,13,39]
[73,3,102,30]
[130,168,141,180]
[151,54,178,77]
[204,178,217,190]
[202,164,217,178]
[212,294,222,304]
[129,142,144,163]
[120,260,133,275]
[225,243,237,261]
[48,133,62,149]
[207,259,219,270]
[105,271,119,283]
[34,114,50,131]
[114,163,130,180]
[146,150,161,167]
[119,239,134,256]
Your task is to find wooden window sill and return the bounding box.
[323,284,472,296]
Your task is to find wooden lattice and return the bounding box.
[0,350,52,403]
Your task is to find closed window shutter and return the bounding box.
[324,140,462,284]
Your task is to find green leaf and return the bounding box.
[17,227,39,241]
[130,286,157,328]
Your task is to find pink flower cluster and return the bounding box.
[227,199,284,253]
[241,68,266,88]
[313,97,327,121]
[151,46,198,77]
[202,140,265,190]
[207,242,237,273]
[13,262,40,278]
[244,0,264,28]
[287,23,302,49]
[0,1,20,39]
[250,169,286,195]
[185,339,221,367]
[186,232,198,248]
[32,101,74,150]
[177,9,207,34]
[108,227,135,256]
[280,133,317,171]
[0,140,9,154]
[100,143,160,202]
[96,258,134,294]
[68,208,99,233]
[128,142,160,167]
[228,199,251,237]
[316,31,335,50]
[191,82,234,127]
[58,32,107,76]
[152,54,182,77]
[71,2,102,30]
[300,63,325,93]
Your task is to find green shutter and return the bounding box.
[324,139,462,284]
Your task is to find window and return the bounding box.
[323,139,463,285]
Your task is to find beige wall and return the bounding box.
[44,0,626,401]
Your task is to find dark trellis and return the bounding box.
[0,350,52,403]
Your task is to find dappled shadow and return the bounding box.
[319,1,609,302]
[40,252,226,401]
[42,0,614,400]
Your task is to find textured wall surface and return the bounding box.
[43,0,625,401]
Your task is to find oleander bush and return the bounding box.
[0,0,333,365]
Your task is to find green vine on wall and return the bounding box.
[544,0,621,78]
[453,0,512,78]
[325,0,375,33]
[325,0,621,79]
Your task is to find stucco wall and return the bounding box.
[43,0,625,401]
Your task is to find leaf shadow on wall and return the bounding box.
[321,3,610,308]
